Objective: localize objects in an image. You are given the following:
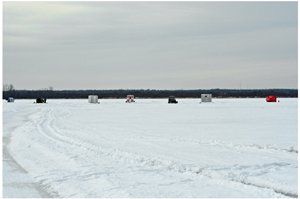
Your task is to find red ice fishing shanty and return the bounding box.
[266,95,277,102]
[126,95,135,103]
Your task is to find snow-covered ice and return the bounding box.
[3,98,298,198]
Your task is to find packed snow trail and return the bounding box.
[3,104,54,198]
[3,99,298,197]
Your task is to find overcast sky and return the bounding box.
[3,1,298,90]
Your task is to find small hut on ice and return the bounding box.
[88,95,99,103]
[6,97,14,102]
[266,95,276,102]
[126,95,135,103]
[201,94,212,102]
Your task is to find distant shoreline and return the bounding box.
[3,88,298,99]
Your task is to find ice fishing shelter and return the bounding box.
[36,98,46,103]
[6,97,14,102]
[88,95,99,103]
[201,94,212,102]
[266,95,276,102]
[126,95,135,103]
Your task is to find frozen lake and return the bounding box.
[3,98,298,198]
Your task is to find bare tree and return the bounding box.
[3,84,9,91]
[9,84,14,91]
[3,84,14,91]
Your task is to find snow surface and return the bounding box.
[3,98,298,198]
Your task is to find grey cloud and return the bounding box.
[3,1,298,90]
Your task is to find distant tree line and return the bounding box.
[3,88,298,99]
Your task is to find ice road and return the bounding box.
[3,98,298,198]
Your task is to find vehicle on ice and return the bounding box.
[36,98,46,103]
[168,96,178,103]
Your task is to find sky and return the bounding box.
[3,1,298,90]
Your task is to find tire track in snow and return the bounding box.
[35,109,70,147]
[119,135,298,154]
[36,107,297,198]
[175,138,298,154]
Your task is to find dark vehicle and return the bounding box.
[168,96,178,104]
[36,98,46,103]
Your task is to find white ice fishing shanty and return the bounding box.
[88,95,99,103]
[201,94,212,102]
[126,95,135,103]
